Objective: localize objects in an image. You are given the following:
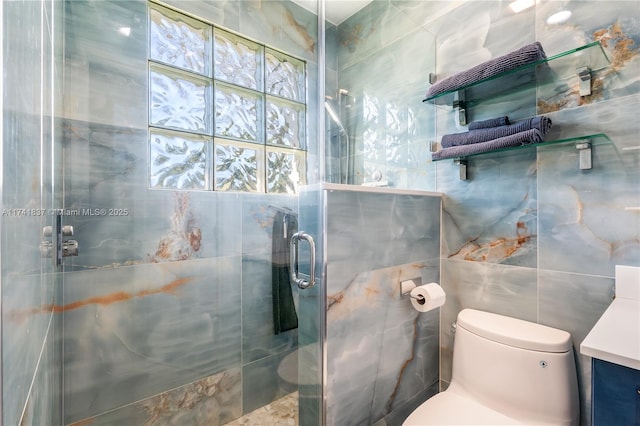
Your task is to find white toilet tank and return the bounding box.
[450,309,580,425]
[403,308,580,425]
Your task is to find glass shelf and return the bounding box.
[431,133,611,162]
[423,42,611,109]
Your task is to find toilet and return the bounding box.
[404,309,579,425]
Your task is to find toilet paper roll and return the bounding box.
[410,283,446,312]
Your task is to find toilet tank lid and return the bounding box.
[457,309,572,353]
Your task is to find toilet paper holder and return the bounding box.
[400,279,426,305]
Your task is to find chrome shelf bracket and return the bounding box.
[454,159,468,180]
[576,140,592,170]
[453,90,467,126]
[577,66,592,97]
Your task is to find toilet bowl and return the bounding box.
[404,309,579,425]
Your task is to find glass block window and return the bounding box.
[361,92,417,184]
[150,130,209,190]
[148,2,307,194]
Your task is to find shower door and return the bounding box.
[2,0,326,425]
[2,0,65,424]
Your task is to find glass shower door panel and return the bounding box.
[56,1,325,425]
[1,0,63,424]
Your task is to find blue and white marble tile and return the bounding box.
[163,0,240,35]
[2,272,58,426]
[241,193,298,257]
[242,254,298,364]
[538,97,640,277]
[71,368,242,426]
[326,261,440,425]
[425,1,536,80]
[323,183,441,426]
[536,1,639,100]
[62,0,148,128]
[60,257,242,423]
[538,270,614,426]
[2,2,62,424]
[326,189,441,284]
[242,350,296,415]
[238,1,317,63]
[438,148,538,267]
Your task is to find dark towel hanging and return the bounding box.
[272,210,298,334]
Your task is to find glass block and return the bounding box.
[150,130,209,190]
[385,102,403,132]
[362,93,382,161]
[150,65,212,135]
[214,83,264,142]
[266,97,305,149]
[214,29,263,90]
[214,140,264,192]
[408,106,417,136]
[363,92,380,124]
[265,48,305,102]
[149,3,212,76]
[266,147,306,194]
[363,127,382,162]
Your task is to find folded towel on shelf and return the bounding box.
[432,128,544,160]
[468,116,510,130]
[425,42,547,98]
[441,115,552,148]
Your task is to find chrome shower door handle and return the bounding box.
[289,231,316,289]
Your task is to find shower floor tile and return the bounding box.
[224,392,298,425]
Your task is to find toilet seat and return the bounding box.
[403,390,525,425]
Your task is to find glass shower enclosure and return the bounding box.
[2,0,326,424]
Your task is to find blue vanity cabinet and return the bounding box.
[591,358,640,425]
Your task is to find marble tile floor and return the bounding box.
[224,392,298,426]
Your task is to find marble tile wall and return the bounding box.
[324,187,442,425]
[341,1,639,425]
[390,1,640,424]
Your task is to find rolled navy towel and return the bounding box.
[441,115,552,148]
[432,128,544,160]
[468,116,510,130]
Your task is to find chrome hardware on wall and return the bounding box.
[454,159,468,180]
[576,140,592,170]
[40,214,78,265]
[577,66,592,96]
[453,90,467,126]
[289,231,316,289]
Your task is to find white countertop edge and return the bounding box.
[580,298,640,371]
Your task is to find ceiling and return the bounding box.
[292,0,374,25]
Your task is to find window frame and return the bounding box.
[147,1,308,194]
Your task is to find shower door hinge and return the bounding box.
[40,214,78,265]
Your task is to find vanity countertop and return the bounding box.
[580,265,640,371]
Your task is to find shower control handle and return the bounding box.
[289,231,316,289]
